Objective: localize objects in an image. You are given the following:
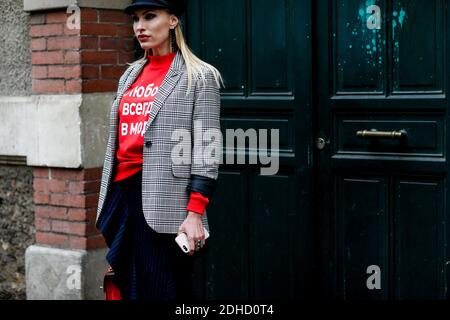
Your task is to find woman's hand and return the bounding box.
[178,211,205,256]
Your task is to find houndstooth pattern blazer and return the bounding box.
[95,50,221,234]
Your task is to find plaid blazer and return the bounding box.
[95,51,221,234]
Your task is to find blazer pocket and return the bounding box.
[171,163,191,178]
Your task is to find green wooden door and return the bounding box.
[315,0,450,299]
[185,0,315,299]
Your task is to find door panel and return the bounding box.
[251,0,293,94]
[392,0,444,93]
[335,0,386,93]
[201,0,247,94]
[336,113,444,156]
[252,170,296,299]
[337,175,388,299]
[316,0,450,299]
[186,0,314,299]
[202,171,249,300]
[394,178,445,299]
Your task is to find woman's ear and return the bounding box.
[169,14,179,29]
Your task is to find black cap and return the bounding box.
[124,0,186,18]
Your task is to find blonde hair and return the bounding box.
[130,19,225,95]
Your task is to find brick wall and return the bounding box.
[33,167,105,250]
[28,7,137,250]
[22,5,135,299]
[30,8,134,94]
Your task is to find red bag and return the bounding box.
[103,266,122,300]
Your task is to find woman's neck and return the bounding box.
[150,45,172,57]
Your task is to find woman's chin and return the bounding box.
[140,43,155,51]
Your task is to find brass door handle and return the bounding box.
[356,129,407,139]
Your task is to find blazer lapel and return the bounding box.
[118,61,147,103]
[144,50,184,134]
[109,60,147,135]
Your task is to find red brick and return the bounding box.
[32,66,47,79]
[52,220,87,236]
[82,79,117,93]
[32,79,65,94]
[99,37,119,50]
[35,206,50,218]
[67,180,100,194]
[85,180,101,193]
[84,167,103,180]
[50,169,84,181]
[99,10,131,23]
[33,178,49,193]
[47,36,80,50]
[50,194,85,208]
[121,39,135,52]
[34,192,49,204]
[117,25,134,37]
[49,180,67,193]
[80,37,98,49]
[81,51,117,64]
[64,51,80,64]
[30,14,46,25]
[30,24,63,37]
[81,23,117,36]
[36,232,69,247]
[87,235,107,250]
[101,66,125,79]
[67,208,87,221]
[68,181,84,194]
[118,52,136,65]
[35,217,51,231]
[35,206,67,219]
[82,65,99,79]
[46,11,68,23]
[31,38,46,51]
[69,236,87,250]
[33,167,50,178]
[85,193,99,208]
[32,51,64,65]
[66,80,82,93]
[80,8,98,22]
[86,220,99,236]
[86,208,97,219]
[48,65,81,79]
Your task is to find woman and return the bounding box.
[95,0,223,300]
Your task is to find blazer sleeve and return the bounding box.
[190,68,222,185]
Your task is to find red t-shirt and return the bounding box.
[113,52,209,214]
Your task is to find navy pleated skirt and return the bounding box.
[96,170,193,300]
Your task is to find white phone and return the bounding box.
[175,228,210,253]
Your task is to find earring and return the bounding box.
[170,28,177,52]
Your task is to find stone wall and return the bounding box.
[0,0,32,96]
[0,165,34,299]
[0,0,34,300]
